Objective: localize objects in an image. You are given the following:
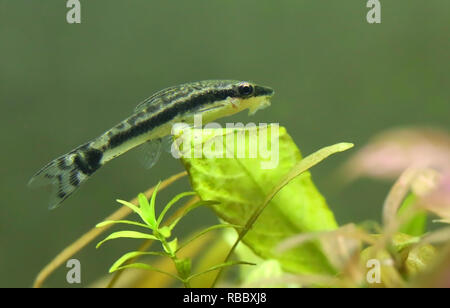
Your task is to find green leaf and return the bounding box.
[398,194,427,236]
[390,233,437,277]
[174,258,191,280]
[116,199,149,228]
[187,261,255,282]
[96,231,158,249]
[156,191,197,227]
[433,219,450,224]
[158,226,171,238]
[168,200,220,231]
[114,263,181,281]
[150,181,161,227]
[222,228,264,279]
[163,238,178,255]
[242,260,294,287]
[138,191,156,228]
[168,217,183,232]
[109,251,168,273]
[95,220,153,230]
[403,243,437,276]
[177,223,243,252]
[178,125,350,274]
[391,233,421,252]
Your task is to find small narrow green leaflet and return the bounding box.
[398,193,427,236]
[177,125,353,274]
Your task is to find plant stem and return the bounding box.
[158,234,191,288]
[33,171,188,288]
[106,195,200,288]
[181,276,191,288]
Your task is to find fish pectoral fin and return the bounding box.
[139,138,163,169]
[161,135,174,154]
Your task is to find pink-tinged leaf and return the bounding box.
[341,127,450,182]
[382,168,422,227]
[276,224,372,271]
[382,167,444,230]
[419,172,450,220]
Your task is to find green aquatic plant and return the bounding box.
[96,182,253,287]
[35,125,450,288]
[95,125,354,287]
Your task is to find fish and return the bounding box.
[28,80,274,209]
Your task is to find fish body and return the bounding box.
[29,80,274,209]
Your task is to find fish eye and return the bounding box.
[238,83,254,96]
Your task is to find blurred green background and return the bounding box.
[0,0,448,287]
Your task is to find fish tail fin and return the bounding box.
[28,143,104,209]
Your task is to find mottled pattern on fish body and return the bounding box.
[29,80,274,209]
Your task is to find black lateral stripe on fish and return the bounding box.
[28,80,274,209]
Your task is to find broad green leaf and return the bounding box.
[95,220,152,230]
[232,141,354,267]
[178,125,349,274]
[109,251,168,273]
[96,231,158,249]
[222,228,264,280]
[157,191,197,227]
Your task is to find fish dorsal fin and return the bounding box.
[134,85,181,113]
[134,96,161,113]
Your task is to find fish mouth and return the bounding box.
[247,96,272,116]
[254,85,275,97]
